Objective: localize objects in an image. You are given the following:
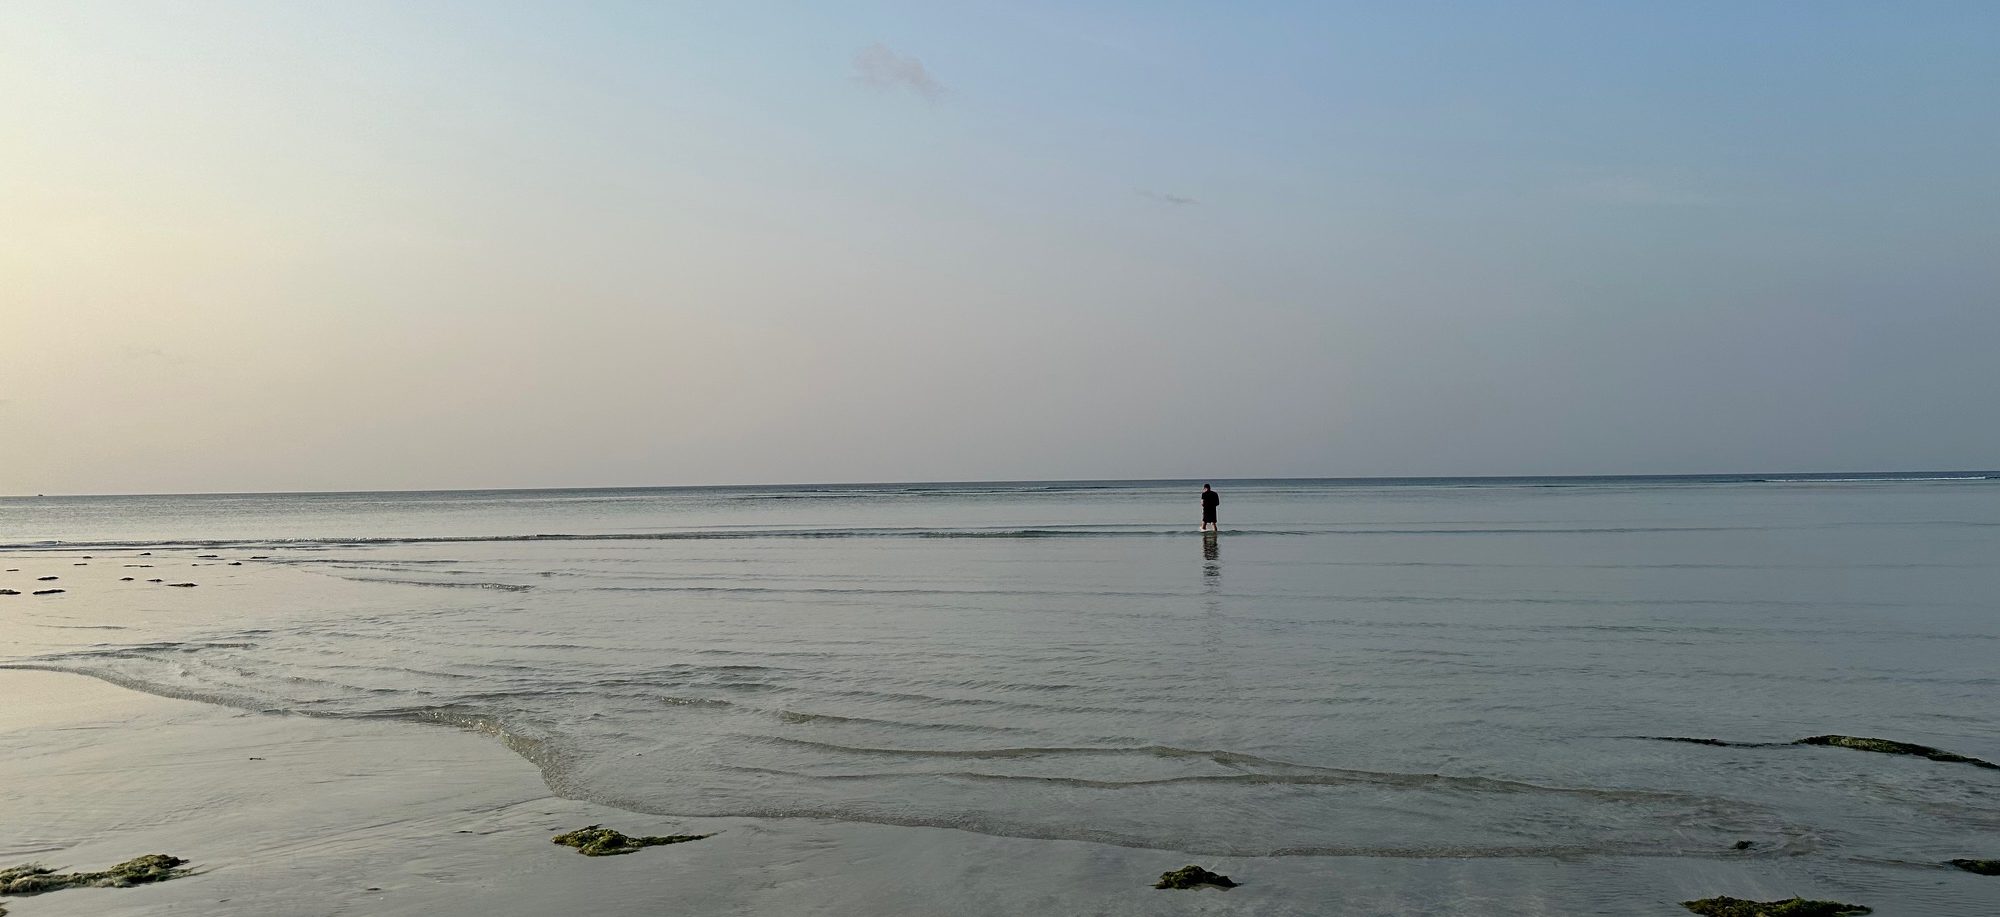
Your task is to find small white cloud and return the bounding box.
[1138,190,1198,206]
[853,43,943,100]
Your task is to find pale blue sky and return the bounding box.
[3,2,1996,493]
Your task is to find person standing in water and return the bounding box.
[1200,484,1220,532]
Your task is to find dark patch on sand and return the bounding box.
[1637,736,1785,748]
[1681,897,1869,916]
[1635,734,1997,769]
[1796,735,1998,769]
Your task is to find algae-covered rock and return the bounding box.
[1949,858,2000,875]
[1795,735,1998,769]
[0,589,17,596]
[1154,865,1239,889]
[1681,896,1870,916]
[0,855,190,897]
[551,825,712,857]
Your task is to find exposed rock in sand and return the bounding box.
[1155,865,1238,889]
[0,854,192,897]
[31,590,64,596]
[551,825,713,857]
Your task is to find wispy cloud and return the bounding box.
[1138,190,1198,206]
[853,43,943,100]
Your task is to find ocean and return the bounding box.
[3,475,1997,913]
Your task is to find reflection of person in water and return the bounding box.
[1200,484,1220,532]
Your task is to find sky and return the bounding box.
[3,1,1997,494]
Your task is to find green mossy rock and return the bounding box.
[551,825,712,857]
[0,855,190,897]
[1795,735,1998,769]
[1681,896,1871,916]
[1948,858,2000,875]
[1154,865,1239,889]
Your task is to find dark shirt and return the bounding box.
[1201,490,1219,510]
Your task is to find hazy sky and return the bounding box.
[4,2,1996,494]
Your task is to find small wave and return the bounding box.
[323,574,534,592]
[746,739,1697,801]
[774,709,1024,734]
[732,765,1694,801]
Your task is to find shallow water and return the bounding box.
[3,475,1997,912]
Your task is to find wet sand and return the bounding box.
[0,668,1902,916]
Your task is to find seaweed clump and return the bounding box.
[1,855,191,899]
[1795,735,1998,769]
[1948,858,1999,876]
[1154,865,1239,889]
[551,825,711,857]
[1681,896,1870,916]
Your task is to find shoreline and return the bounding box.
[0,670,1904,916]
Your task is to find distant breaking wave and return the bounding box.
[1756,475,1994,483]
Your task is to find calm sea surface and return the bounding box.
[3,476,1997,909]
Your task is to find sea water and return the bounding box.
[3,476,1997,911]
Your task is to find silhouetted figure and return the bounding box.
[1200,484,1220,532]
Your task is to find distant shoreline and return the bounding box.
[7,470,1996,501]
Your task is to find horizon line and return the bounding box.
[4,469,1995,501]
